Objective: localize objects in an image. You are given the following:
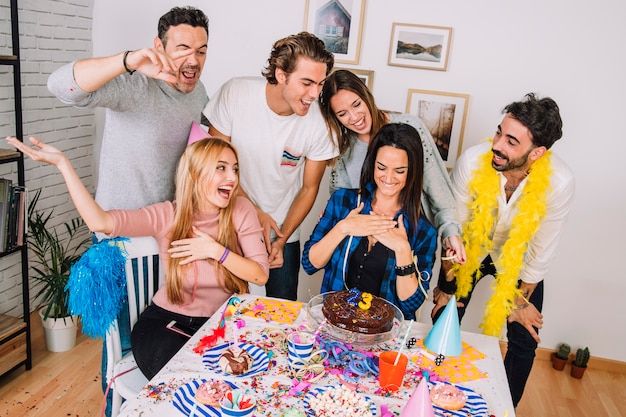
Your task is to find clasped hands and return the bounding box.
[256,210,285,269]
[340,202,406,249]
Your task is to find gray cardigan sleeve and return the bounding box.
[390,113,461,240]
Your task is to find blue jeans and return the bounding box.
[264,241,300,301]
[432,255,543,407]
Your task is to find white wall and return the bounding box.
[93,0,626,362]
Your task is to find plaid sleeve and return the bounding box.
[302,189,357,275]
[395,216,438,318]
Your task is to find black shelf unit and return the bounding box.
[0,0,32,377]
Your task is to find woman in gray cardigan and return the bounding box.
[319,70,466,264]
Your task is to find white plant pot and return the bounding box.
[39,308,79,352]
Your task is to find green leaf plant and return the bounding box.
[27,189,90,320]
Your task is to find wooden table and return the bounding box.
[118,294,515,416]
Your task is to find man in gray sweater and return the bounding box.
[47,6,209,210]
[47,7,210,416]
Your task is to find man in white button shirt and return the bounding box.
[432,93,575,408]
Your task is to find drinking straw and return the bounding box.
[394,319,414,365]
[313,318,327,340]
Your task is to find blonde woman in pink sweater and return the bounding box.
[7,135,269,378]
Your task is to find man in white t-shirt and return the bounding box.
[204,32,337,300]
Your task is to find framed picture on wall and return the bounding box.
[304,0,366,64]
[406,89,469,170]
[332,67,374,90]
[388,23,453,71]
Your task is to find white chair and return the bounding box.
[105,236,161,417]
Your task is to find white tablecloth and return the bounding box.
[118,294,515,417]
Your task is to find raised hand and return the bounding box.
[122,48,194,84]
[6,136,68,168]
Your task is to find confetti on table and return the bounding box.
[240,297,302,324]
[413,339,487,383]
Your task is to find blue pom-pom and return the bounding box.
[66,237,130,339]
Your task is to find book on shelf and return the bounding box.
[15,186,26,247]
[0,178,11,252]
[0,179,27,253]
[7,185,26,250]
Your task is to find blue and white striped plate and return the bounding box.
[430,382,488,417]
[303,385,377,417]
[202,342,269,377]
[172,379,237,417]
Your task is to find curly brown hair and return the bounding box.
[262,32,334,85]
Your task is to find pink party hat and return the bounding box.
[188,121,210,145]
[424,295,462,357]
[399,377,434,417]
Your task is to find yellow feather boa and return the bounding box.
[453,140,552,337]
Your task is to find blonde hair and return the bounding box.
[166,138,249,304]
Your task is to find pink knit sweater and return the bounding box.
[109,197,269,317]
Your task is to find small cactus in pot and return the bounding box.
[551,343,570,371]
[573,347,590,368]
[556,343,570,360]
[571,347,590,379]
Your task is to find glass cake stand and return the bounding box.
[306,292,405,346]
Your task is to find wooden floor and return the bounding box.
[1,312,624,417]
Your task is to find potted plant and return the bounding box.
[551,342,570,371]
[570,346,590,379]
[28,189,90,352]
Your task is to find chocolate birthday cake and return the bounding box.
[322,289,395,334]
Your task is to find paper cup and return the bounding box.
[378,351,408,391]
[219,389,256,417]
[287,331,315,369]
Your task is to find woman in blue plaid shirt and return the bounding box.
[302,123,437,320]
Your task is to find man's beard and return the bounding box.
[491,148,532,172]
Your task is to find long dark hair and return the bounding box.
[360,123,424,229]
[319,70,387,157]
